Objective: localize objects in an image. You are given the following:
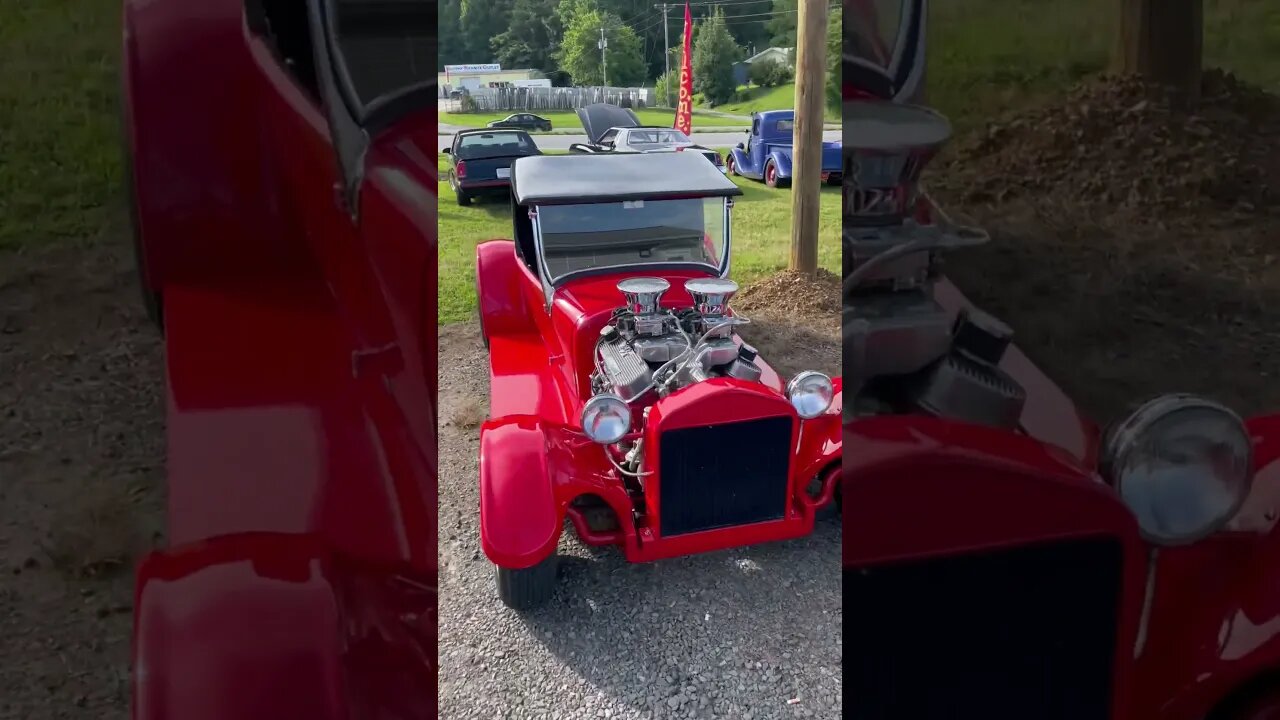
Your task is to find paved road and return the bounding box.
[437,129,841,152]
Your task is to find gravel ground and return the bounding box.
[0,237,165,719]
[436,319,842,720]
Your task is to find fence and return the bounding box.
[438,85,657,112]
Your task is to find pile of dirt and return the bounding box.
[925,70,1280,420]
[735,269,842,317]
[936,69,1280,227]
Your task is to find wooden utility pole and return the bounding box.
[789,0,827,276]
[1118,0,1203,101]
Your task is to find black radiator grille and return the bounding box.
[657,416,792,537]
[847,537,1124,720]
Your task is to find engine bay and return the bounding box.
[591,276,763,405]
[844,99,1027,429]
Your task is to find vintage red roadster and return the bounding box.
[845,2,1280,719]
[122,0,437,717]
[475,152,843,609]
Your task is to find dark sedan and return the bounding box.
[442,129,542,206]
[486,113,553,132]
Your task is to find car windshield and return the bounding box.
[536,197,727,283]
[846,0,901,69]
[456,132,537,159]
[627,129,693,147]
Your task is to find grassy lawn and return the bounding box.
[928,0,1280,133]
[439,108,750,130]
[707,84,797,115]
[437,149,841,324]
[1,0,122,250]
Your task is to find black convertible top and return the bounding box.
[510,153,742,206]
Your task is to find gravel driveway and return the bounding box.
[437,320,842,720]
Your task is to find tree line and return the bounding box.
[439,0,841,108]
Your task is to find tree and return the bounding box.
[825,7,841,111]
[1117,0,1203,100]
[460,0,514,62]
[654,69,680,108]
[750,57,792,87]
[491,0,563,79]
[766,0,797,48]
[438,0,467,70]
[557,8,647,86]
[692,8,742,105]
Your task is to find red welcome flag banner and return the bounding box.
[674,1,693,135]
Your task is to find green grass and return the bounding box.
[708,84,798,115]
[439,108,750,130]
[1,0,123,250]
[927,0,1280,133]
[437,149,841,324]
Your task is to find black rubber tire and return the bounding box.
[120,97,164,334]
[496,555,558,611]
[725,154,737,176]
[477,284,489,349]
[456,186,472,206]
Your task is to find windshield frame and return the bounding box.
[844,0,926,101]
[529,196,734,307]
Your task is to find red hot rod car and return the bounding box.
[123,0,437,717]
[475,152,843,609]
[845,2,1280,719]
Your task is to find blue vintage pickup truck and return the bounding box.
[725,110,842,188]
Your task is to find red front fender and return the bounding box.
[133,535,347,720]
[133,533,436,720]
[479,416,638,568]
[475,240,528,339]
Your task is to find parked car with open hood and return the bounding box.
[123,0,437,716]
[474,152,841,609]
[844,2,1280,719]
[567,102,726,172]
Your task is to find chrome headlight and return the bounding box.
[1101,394,1253,545]
[581,394,631,444]
[787,371,834,419]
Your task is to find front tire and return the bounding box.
[496,555,558,611]
[725,154,737,176]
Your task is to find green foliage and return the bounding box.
[749,57,793,87]
[490,0,562,79]
[557,7,646,86]
[826,7,842,111]
[766,0,797,48]
[438,0,467,70]
[653,69,680,107]
[460,0,514,62]
[692,8,743,105]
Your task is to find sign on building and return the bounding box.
[445,64,501,74]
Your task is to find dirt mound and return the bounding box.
[936,69,1280,226]
[735,269,842,317]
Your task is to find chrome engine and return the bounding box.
[592,277,763,403]
[844,99,1026,429]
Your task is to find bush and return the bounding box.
[653,70,680,107]
[750,58,792,87]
